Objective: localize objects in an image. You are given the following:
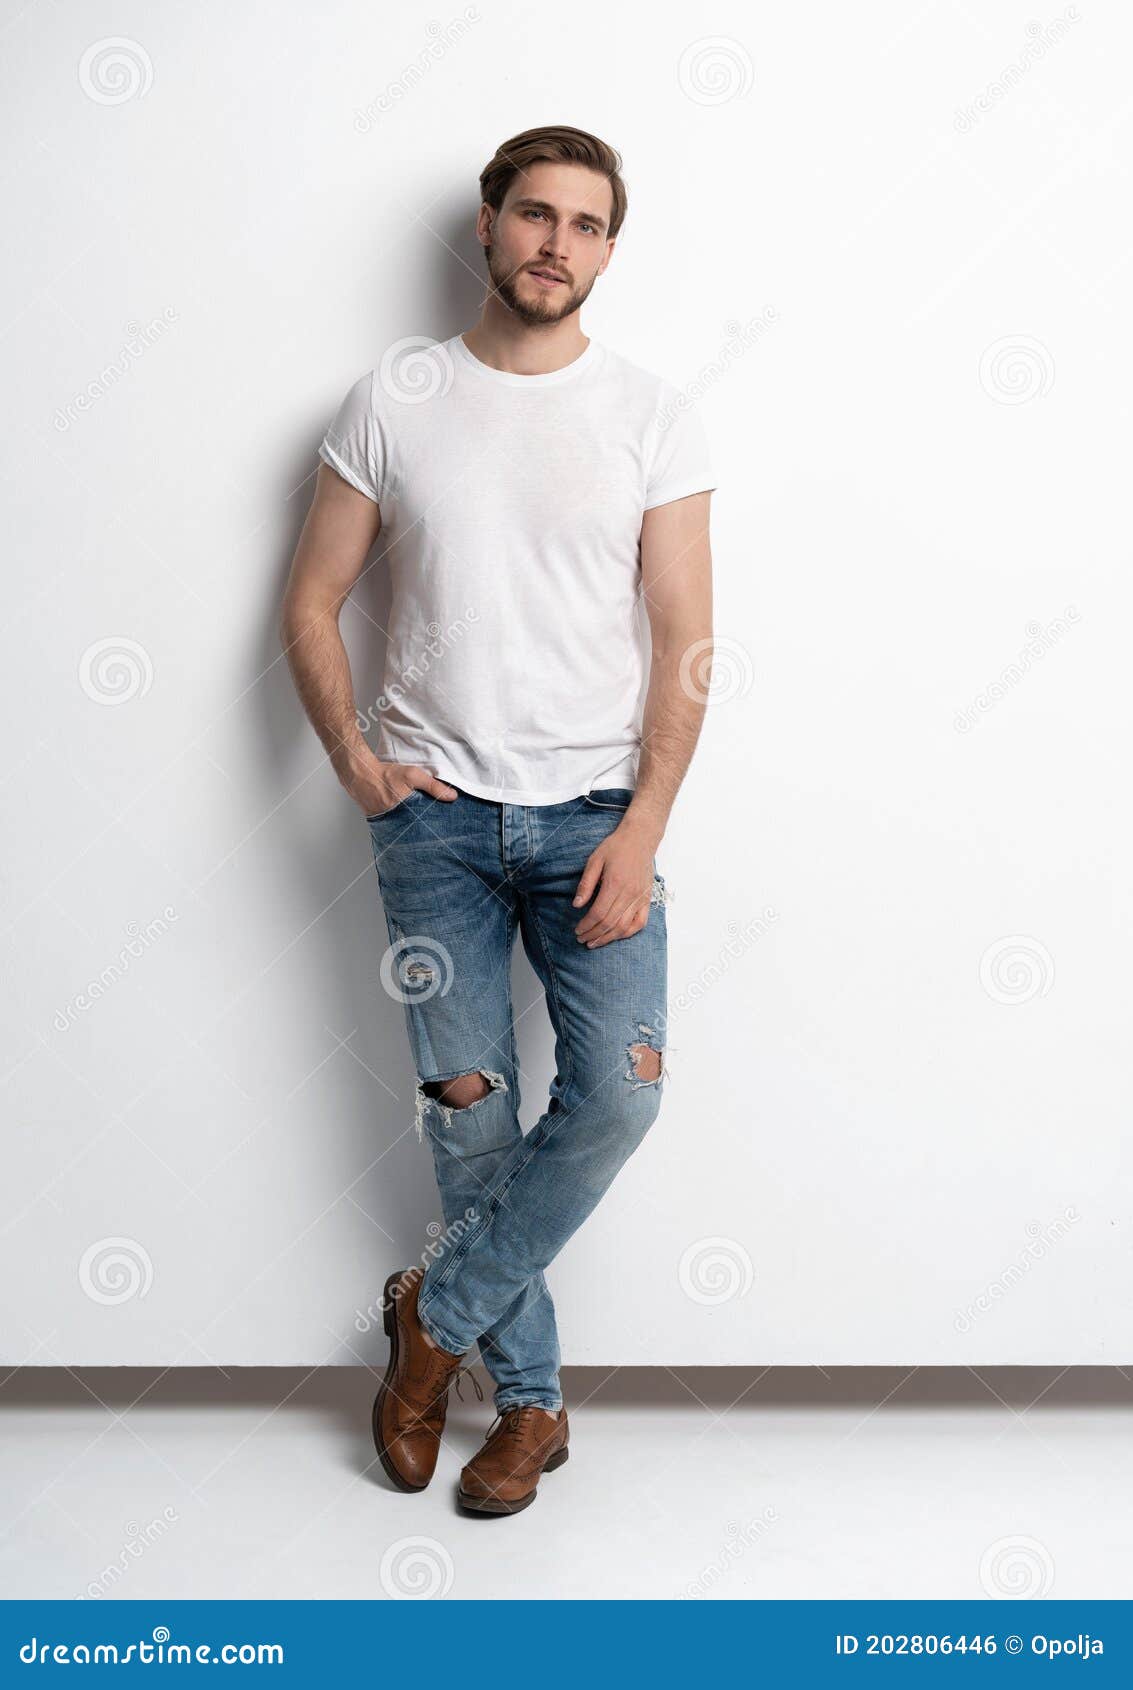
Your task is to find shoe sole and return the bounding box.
[456,1444,569,1514]
[371,1269,429,1493]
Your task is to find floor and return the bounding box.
[1,1366,1130,1600]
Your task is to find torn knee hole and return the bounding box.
[628,1043,663,1084]
[414,1068,509,1139]
[422,1071,492,1110]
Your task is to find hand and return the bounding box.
[347,759,458,817]
[571,821,658,948]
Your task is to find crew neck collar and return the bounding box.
[452,332,600,387]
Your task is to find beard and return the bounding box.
[485,243,597,326]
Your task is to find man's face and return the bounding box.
[479,161,616,326]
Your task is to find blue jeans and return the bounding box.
[366,785,669,1412]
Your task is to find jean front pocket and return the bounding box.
[365,789,421,824]
[582,787,634,811]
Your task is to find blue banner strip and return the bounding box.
[1,1599,1129,1681]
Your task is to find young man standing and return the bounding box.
[281,125,715,1515]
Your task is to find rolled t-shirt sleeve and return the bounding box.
[318,370,388,503]
[643,392,716,510]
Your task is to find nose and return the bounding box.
[540,224,570,265]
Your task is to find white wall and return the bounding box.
[2,0,1128,1367]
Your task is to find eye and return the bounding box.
[524,208,547,221]
[578,221,597,234]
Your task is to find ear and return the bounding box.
[475,202,494,249]
[596,236,617,278]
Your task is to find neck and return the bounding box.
[463,296,588,376]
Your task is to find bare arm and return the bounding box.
[279,463,457,815]
[572,489,713,945]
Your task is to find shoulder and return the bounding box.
[372,335,462,410]
[592,344,683,434]
[332,335,461,421]
[327,367,376,422]
[596,343,673,402]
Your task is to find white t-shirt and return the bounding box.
[318,331,715,805]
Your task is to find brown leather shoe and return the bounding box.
[371,1266,474,1492]
[457,1404,569,1514]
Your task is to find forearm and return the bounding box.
[623,637,709,847]
[280,594,374,786]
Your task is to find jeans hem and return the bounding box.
[417,1285,472,1356]
[494,1393,563,1412]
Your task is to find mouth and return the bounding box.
[527,267,567,288]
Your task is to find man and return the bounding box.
[280,124,714,1515]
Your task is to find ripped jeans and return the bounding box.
[366,784,669,1413]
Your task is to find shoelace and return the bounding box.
[452,1366,484,1405]
[483,1405,539,1445]
[403,1363,483,1433]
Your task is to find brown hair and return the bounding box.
[479,125,627,241]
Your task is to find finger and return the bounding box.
[410,768,460,800]
[574,885,619,938]
[585,885,649,939]
[571,851,605,910]
[577,896,623,943]
[584,897,648,947]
